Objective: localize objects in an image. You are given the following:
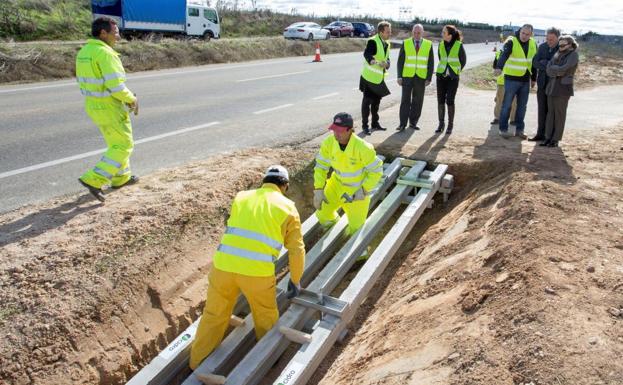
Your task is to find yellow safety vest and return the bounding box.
[436,40,462,75]
[495,49,505,85]
[75,39,136,105]
[314,134,383,195]
[213,184,297,277]
[361,34,390,85]
[402,38,432,79]
[502,36,537,77]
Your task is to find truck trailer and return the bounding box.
[91,0,220,40]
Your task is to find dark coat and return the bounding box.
[533,42,559,88]
[545,49,579,97]
[396,39,434,81]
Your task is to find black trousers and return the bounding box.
[399,76,426,126]
[361,93,381,127]
[536,86,548,138]
[436,74,459,106]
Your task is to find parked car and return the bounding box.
[322,21,354,38]
[352,22,375,38]
[283,22,331,41]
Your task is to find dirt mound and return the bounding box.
[313,128,623,385]
[0,147,315,385]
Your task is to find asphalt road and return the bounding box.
[0,43,494,213]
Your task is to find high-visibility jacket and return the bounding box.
[314,134,383,196]
[436,40,462,75]
[495,49,505,85]
[361,34,390,85]
[502,36,537,77]
[76,39,136,105]
[402,38,432,79]
[213,183,305,283]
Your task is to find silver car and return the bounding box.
[283,22,331,41]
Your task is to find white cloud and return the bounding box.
[254,0,623,34]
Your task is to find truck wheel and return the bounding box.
[359,32,365,38]
[202,31,213,41]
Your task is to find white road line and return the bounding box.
[312,92,339,100]
[0,57,310,94]
[0,121,220,179]
[237,71,310,83]
[253,104,294,115]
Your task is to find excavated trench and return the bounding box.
[95,157,515,385]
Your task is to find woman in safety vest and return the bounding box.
[435,25,466,135]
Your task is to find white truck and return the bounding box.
[91,0,220,40]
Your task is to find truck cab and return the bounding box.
[186,1,220,39]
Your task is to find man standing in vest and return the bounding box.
[76,17,139,202]
[491,44,517,125]
[359,21,392,135]
[396,24,434,131]
[495,24,538,139]
[313,113,383,243]
[190,165,305,370]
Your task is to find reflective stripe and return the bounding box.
[364,158,381,171]
[77,77,104,85]
[505,64,527,70]
[416,64,428,69]
[406,56,416,60]
[334,168,364,178]
[225,226,283,252]
[100,156,121,168]
[368,166,383,173]
[341,180,364,188]
[508,58,530,63]
[103,72,124,81]
[448,58,460,63]
[80,89,111,98]
[365,64,384,75]
[108,84,127,93]
[217,244,274,263]
[93,167,113,179]
[116,167,130,176]
[315,154,331,165]
[314,163,329,171]
[404,64,416,68]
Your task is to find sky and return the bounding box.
[253,0,623,35]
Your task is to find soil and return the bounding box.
[1,107,622,383]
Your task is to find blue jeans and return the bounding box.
[499,79,530,133]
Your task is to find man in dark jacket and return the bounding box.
[396,24,434,131]
[495,24,537,139]
[530,27,560,141]
[359,21,392,135]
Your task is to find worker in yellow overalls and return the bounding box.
[190,165,306,370]
[76,17,139,202]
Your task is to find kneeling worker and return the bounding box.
[313,113,384,242]
[189,165,305,370]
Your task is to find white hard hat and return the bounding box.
[265,165,289,182]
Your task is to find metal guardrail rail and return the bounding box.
[127,158,453,385]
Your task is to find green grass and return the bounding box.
[462,62,497,90]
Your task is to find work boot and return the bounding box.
[112,175,140,189]
[395,125,406,131]
[435,104,445,133]
[362,126,371,135]
[78,178,105,202]
[446,105,455,135]
[490,118,499,124]
[371,123,386,131]
[528,135,545,141]
[408,124,420,130]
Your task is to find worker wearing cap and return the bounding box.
[313,113,384,239]
[76,17,139,202]
[189,165,306,370]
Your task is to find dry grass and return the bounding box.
[0,37,366,84]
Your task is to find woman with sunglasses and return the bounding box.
[542,35,579,147]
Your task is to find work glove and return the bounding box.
[287,279,301,299]
[313,189,326,210]
[352,187,366,201]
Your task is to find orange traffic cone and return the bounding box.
[313,42,322,62]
